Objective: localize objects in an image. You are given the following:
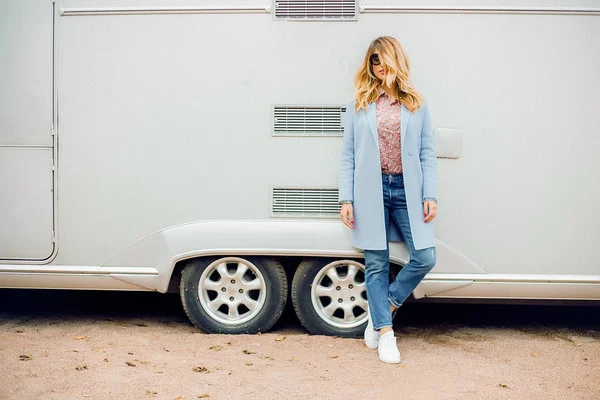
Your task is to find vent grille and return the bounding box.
[274,0,358,19]
[272,188,340,217]
[273,106,345,136]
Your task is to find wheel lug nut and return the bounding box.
[350,296,355,301]
[238,289,243,293]
[221,287,226,292]
[336,286,341,291]
[229,296,234,301]
[231,279,236,284]
[349,284,354,289]
[338,298,343,303]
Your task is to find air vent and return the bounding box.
[272,188,340,217]
[273,0,358,20]
[273,106,345,136]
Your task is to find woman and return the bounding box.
[338,36,438,364]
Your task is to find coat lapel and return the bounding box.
[367,102,378,148]
[367,101,412,149]
[400,103,411,147]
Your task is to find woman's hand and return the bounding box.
[340,203,354,229]
[423,200,437,223]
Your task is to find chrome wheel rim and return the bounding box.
[199,257,266,325]
[311,260,368,329]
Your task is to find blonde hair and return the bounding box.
[354,36,423,113]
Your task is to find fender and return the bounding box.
[102,219,486,293]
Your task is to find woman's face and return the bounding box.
[370,52,387,82]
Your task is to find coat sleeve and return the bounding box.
[419,101,438,201]
[338,101,355,202]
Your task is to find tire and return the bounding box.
[180,256,287,334]
[291,258,368,337]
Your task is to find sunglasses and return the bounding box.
[369,53,381,66]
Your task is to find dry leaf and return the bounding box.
[19,355,33,361]
[498,383,509,388]
[174,396,184,400]
[75,365,88,371]
[192,366,210,373]
[198,395,210,399]
[242,350,255,355]
[209,345,222,351]
[275,337,286,342]
[329,355,338,359]
[245,362,253,366]
[145,390,157,397]
[531,353,536,357]
[75,336,87,340]
[103,358,109,362]
[126,361,136,367]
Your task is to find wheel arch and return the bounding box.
[103,219,362,293]
[102,219,485,293]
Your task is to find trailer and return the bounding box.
[1,0,599,336]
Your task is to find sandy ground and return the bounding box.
[0,290,599,400]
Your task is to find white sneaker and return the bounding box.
[364,309,379,349]
[378,331,401,364]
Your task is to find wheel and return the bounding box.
[291,258,368,337]
[180,256,287,334]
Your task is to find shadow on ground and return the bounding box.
[0,289,598,339]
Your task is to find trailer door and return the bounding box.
[0,0,55,260]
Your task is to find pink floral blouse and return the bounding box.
[375,87,402,174]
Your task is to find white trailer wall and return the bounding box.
[43,1,600,277]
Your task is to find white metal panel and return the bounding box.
[60,0,272,7]
[0,0,53,146]
[0,148,54,259]
[0,273,154,291]
[58,0,600,9]
[421,281,600,301]
[362,0,600,8]
[48,1,600,281]
[422,12,600,275]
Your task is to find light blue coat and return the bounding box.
[338,98,438,250]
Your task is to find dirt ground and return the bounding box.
[0,290,599,400]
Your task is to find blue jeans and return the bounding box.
[364,173,436,330]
